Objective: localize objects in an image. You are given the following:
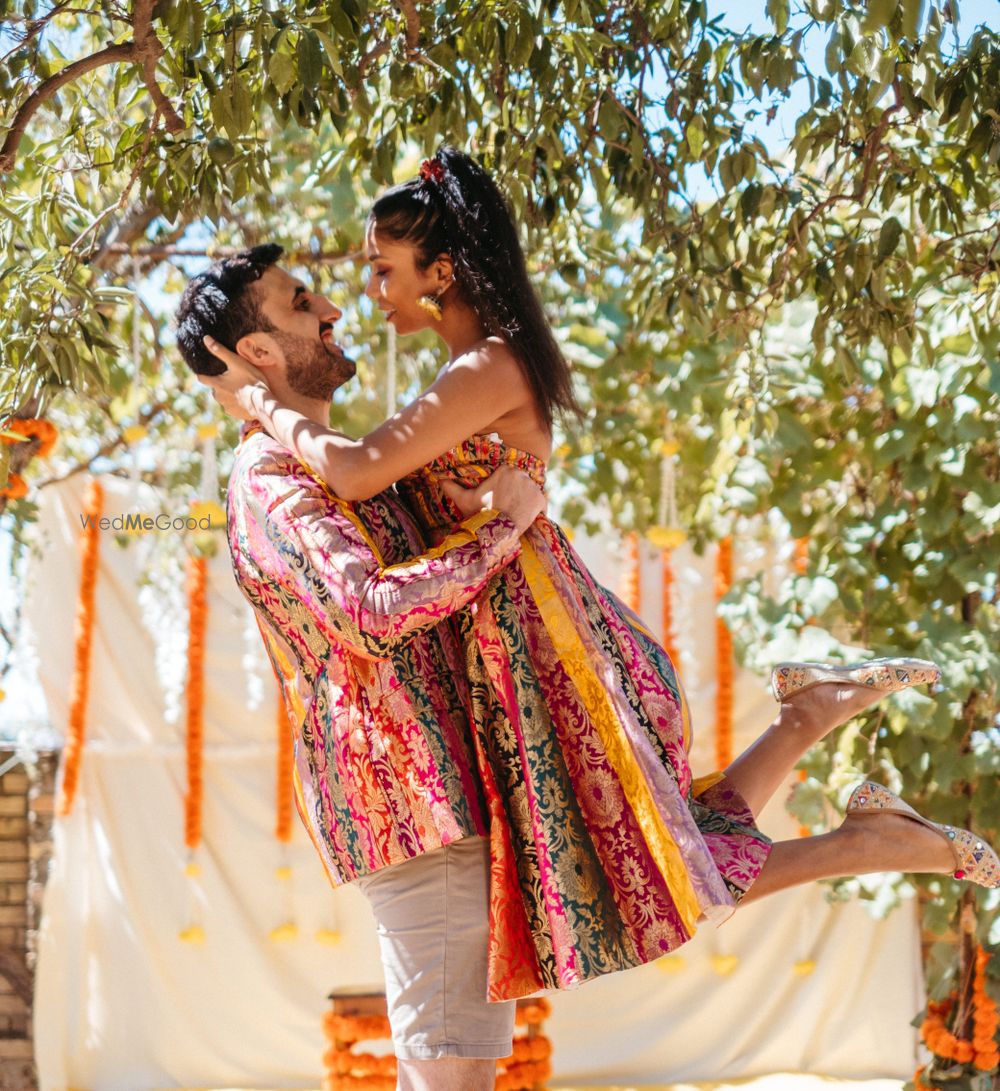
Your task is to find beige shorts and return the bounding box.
[354,835,516,1060]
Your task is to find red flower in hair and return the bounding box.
[419,157,445,183]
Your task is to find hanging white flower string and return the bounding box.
[793,902,818,977]
[122,255,147,509]
[191,421,225,528]
[315,897,343,947]
[647,438,686,551]
[269,843,299,944]
[659,447,673,529]
[199,423,218,502]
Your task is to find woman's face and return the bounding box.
[363,222,451,336]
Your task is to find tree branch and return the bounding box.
[397,0,420,54]
[0,43,134,173]
[131,0,183,133]
[358,39,390,78]
[0,0,183,174]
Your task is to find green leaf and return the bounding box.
[901,0,923,38]
[766,0,789,34]
[298,30,323,90]
[269,48,297,96]
[862,0,898,31]
[686,115,705,159]
[313,29,344,76]
[876,216,904,262]
[229,76,252,134]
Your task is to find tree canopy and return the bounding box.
[2,3,999,1080]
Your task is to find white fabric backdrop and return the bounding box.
[24,473,923,1090]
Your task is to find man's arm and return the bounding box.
[234,448,538,660]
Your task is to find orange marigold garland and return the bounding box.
[0,473,28,500]
[323,1075,393,1091]
[270,682,300,942]
[793,535,809,576]
[1,417,58,458]
[921,994,975,1064]
[660,549,681,669]
[972,945,999,1071]
[714,536,734,770]
[322,997,553,1091]
[57,477,103,817]
[912,1065,932,1091]
[622,532,641,613]
[496,1059,552,1091]
[276,688,294,843]
[324,1012,392,1044]
[917,945,1000,1084]
[184,554,208,851]
[1,418,59,500]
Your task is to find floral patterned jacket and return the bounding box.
[226,422,521,886]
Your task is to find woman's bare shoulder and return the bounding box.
[448,336,528,385]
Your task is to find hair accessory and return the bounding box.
[419,157,445,184]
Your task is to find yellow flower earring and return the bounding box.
[417,277,452,322]
[417,292,444,321]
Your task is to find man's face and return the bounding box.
[252,266,356,399]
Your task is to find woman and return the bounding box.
[200,147,998,1000]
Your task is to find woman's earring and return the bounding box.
[417,292,444,321]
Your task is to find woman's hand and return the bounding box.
[199,337,271,421]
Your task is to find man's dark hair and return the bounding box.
[174,244,284,375]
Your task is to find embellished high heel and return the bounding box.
[769,657,940,703]
[846,781,1000,889]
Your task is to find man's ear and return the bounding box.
[234,332,277,368]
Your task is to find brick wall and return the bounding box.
[0,748,59,1091]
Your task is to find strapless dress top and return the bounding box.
[397,432,547,536]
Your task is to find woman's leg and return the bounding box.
[721,682,907,819]
[739,809,955,906]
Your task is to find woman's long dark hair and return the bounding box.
[368,146,582,434]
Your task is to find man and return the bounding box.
[175,244,545,1091]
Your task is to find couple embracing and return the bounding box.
[174,146,998,1091]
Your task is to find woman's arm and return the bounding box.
[201,336,533,501]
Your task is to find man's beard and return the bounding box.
[271,330,356,400]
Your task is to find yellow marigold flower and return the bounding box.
[647,526,687,550]
[269,922,299,942]
[710,954,739,976]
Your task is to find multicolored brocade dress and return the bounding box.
[396,434,773,1002]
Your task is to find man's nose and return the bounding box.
[315,295,341,321]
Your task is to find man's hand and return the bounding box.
[439,465,546,536]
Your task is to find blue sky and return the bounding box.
[694,0,999,196]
